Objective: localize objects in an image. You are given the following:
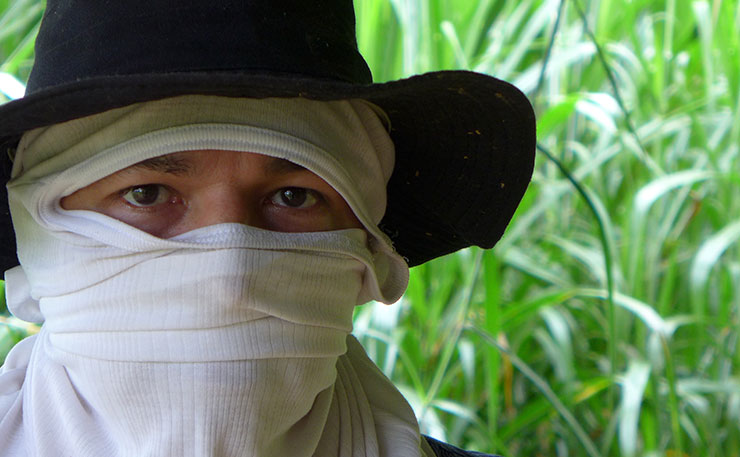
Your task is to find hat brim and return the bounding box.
[0,69,535,267]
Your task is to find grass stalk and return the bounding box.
[483,252,502,442]
[571,0,662,176]
[420,249,484,420]
[537,144,617,409]
[533,0,567,103]
[662,336,684,454]
[469,325,604,457]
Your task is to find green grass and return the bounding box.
[3,0,740,455]
[353,0,740,455]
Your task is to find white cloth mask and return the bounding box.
[0,97,434,457]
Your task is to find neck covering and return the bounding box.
[0,96,434,457]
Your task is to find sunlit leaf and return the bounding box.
[634,170,712,215]
[690,220,740,308]
[617,360,650,457]
[0,71,24,99]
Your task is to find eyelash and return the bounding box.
[268,187,324,209]
[120,184,174,208]
[118,184,325,210]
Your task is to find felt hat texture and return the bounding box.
[0,0,536,268]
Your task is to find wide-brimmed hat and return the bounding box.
[0,0,535,270]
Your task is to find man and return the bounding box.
[0,1,535,456]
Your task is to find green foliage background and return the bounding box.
[2,1,739,456]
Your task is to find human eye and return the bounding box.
[269,187,321,209]
[121,184,173,208]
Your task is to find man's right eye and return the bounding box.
[121,185,172,207]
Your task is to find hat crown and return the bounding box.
[27,0,372,95]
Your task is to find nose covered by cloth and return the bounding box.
[0,97,431,456]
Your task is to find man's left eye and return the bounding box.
[270,187,319,209]
[122,185,172,207]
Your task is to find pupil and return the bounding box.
[281,188,307,207]
[131,186,160,205]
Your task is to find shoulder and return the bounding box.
[423,435,502,457]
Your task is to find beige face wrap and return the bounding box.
[0,97,433,457]
[12,95,396,230]
[9,95,408,306]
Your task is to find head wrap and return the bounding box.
[9,95,407,307]
[0,96,434,457]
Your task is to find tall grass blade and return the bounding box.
[689,219,740,315]
[534,0,566,100]
[617,360,650,457]
[634,170,713,215]
[421,250,483,417]
[537,144,618,405]
[692,1,715,113]
[571,0,660,175]
[469,325,604,457]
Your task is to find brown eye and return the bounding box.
[271,187,318,208]
[122,185,171,207]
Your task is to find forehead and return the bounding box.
[124,150,308,176]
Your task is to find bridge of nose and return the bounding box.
[189,180,267,229]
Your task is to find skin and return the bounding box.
[60,149,362,237]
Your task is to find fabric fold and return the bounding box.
[1,96,430,457]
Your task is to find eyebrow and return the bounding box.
[127,153,307,176]
[130,154,193,175]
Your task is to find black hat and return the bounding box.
[0,0,535,268]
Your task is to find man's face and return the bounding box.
[60,149,362,237]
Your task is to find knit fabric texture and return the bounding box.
[0,97,431,457]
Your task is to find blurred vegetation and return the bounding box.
[2,0,740,456]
